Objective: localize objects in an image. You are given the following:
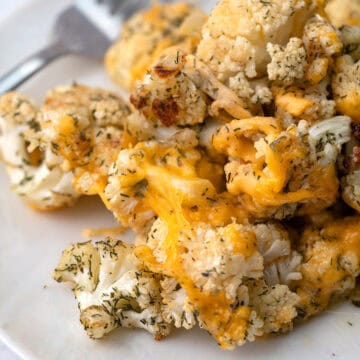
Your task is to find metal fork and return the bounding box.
[0,0,149,94]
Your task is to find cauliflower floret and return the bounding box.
[130,50,207,127]
[104,131,228,234]
[0,92,79,210]
[197,0,324,82]
[342,170,360,212]
[53,238,171,340]
[253,223,302,286]
[160,277,196,330]
[250,81,273,105]
[183,55,252,120]
[326,0,360,27]
[247,279,299,334]
[148,219,264,299]
[267,37,307,85]
[340,123,360,212]
[105,2,207,90]
[139,216,300,348]
[139,216,265,349]
[295,217,360,319]
[301,80,337,122]
[332,55,360,122]
[105,147,157,235]
[303,15,342,84]
[38,85,132,195]
[181,222,264,297]
[229,73,273,106]
[213,116,350,218]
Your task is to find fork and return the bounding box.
[0,0,149,94]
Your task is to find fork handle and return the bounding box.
[0,40,68,94]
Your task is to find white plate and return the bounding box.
[0,1,360,359]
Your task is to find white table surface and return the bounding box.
[0,2,38,358]
[0,0,27,354]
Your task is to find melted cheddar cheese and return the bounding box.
[105,140,255,348]
[213,117,339,217]
[135,186,254,349]
[56,115,134,197]
[297,217,360,318]
[275,91,314,117]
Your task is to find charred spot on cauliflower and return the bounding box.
[130,50,207,127]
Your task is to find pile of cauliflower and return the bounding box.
[1,0,360,351]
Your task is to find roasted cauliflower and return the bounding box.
[130,50,207,127]
[105,2,207,90]
[303,15,342,84]
[269,15,341,125]
[37,84,132,196]
[22,0,360,353]
[0,92,79,210]
[332,55,360,122]
[273,79,337,126]
[137,214,300,349]
[197,0,324,82]
[212,116,351,218]
[296,217,360,319]
[267,37,307,85]
[104,130,229,235]
[53,238,171,340]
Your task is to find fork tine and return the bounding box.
[108,0,122,14]
[117,0,149,19]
